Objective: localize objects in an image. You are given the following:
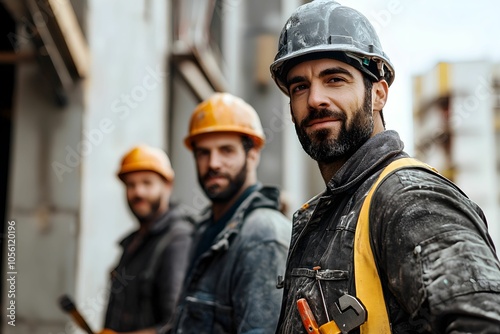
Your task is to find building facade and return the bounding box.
[413,61,500,252]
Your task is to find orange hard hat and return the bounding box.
[117,145,174,182]
[184,92,266,150]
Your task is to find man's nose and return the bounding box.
[129,183,146,197]
[307,82,331,110]
[208,151,223,170]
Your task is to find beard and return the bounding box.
[198,159,248,203]
[294,90,374,163]
[128,195,162,223]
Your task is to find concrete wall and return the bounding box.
[76,0,170,331]
[4,0,170,333]
[5,62,83,334]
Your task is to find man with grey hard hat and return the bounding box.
[270,1,500,333]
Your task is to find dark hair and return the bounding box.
[191,135,255,153]
[241,136,255,153]
[362,75,385,128]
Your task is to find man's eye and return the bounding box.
[328,77,345,83]
[221,146,234,154]
[290,84,307,93]
[195,150,208,158]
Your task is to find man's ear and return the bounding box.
[372,80,389,111]
[247,148,260,168]
[163,179,173,191]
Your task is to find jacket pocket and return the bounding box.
[286,267,350,330]
[177,294,215,334]
[291,268,349,280]
[177,293,234,334]
[417,230,500,308]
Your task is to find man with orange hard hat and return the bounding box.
[101,145,194,334]
[169,93,292,333]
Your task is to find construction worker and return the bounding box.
[270,1,500,333]
[168,93,292,333]
[101,145,194,334]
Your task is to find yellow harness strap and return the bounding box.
[354,158,436,333]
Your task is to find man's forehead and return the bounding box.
[122,170,163,182]
[193,132,242,149]
[287,57,358,80]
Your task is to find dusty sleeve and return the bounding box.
[371,168,500,332]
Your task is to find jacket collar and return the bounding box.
[197,183,281,251]
[326,130,405,194]
[293,130,406,220]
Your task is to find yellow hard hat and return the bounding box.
[117,145,174,182]
[184,92,266,150]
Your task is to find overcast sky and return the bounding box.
[338,0,500,153]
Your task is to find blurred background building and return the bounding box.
[0,0,498,333]
[413,61,500,252]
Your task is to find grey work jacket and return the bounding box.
[171,185,292,334]
[276,130,500,333]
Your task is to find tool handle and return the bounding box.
[319,320,341,334]
[58,294,95,334]
[297,298,320,334]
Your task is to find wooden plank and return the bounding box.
[47,0,90,78]
[0,51,36,63]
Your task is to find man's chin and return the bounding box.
[131,207,154,221]
[134,212,151,222]
[203,187,223,200]
[204,185,237,203]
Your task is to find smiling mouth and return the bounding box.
[205,175,227,184]
[307,118,340,128]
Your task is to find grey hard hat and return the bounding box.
[270,0,395,95]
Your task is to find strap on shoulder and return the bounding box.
[354,158,436,333]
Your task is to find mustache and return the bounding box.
[130,197,146,205]
[202,169,230,182]
[300,108,346,128]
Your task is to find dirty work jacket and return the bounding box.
[104,203,194,333]
[170,184,292,334]
[276,130,500,333]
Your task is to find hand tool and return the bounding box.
[298,266,367,334]
[58,294,95,334]
[318,294,367,334]
[297,298,320,334]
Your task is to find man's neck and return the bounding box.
[318,128,385,184]
[138,220,155,234]
[138,204,170,234]
[318,159,347,184]
[211,184,255,222]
